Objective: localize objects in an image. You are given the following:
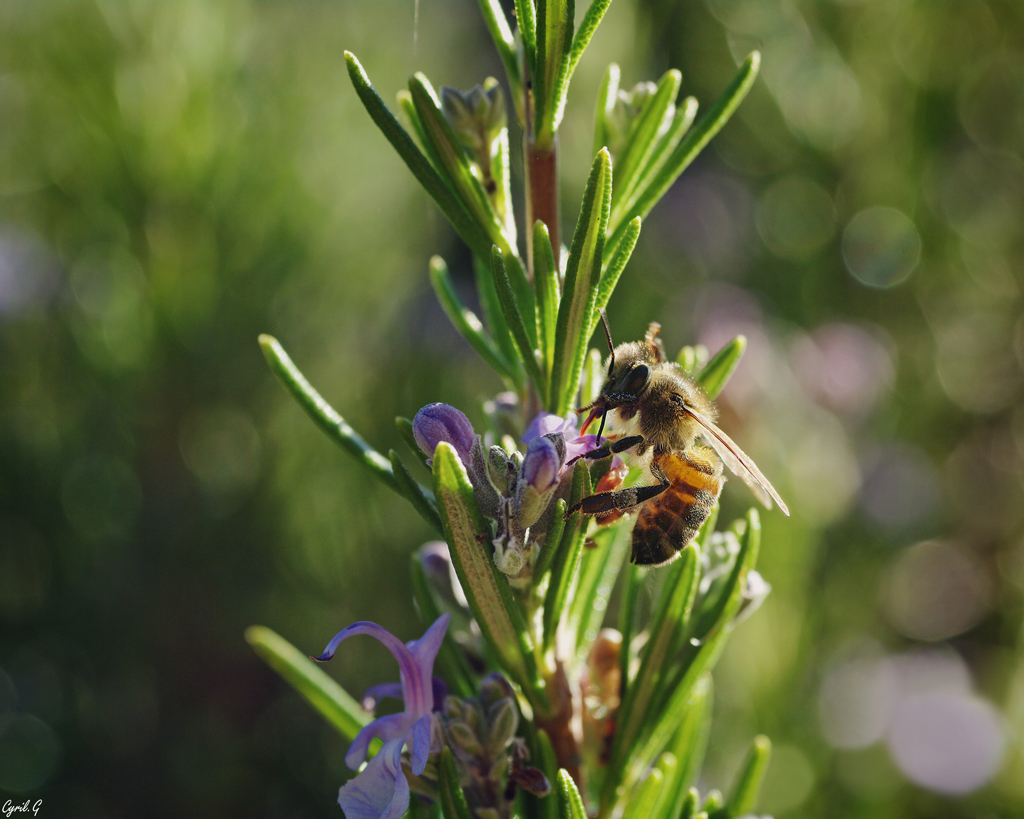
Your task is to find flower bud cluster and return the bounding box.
[605,80,658,157]
[414,404,580,581]
[441,82,507,174]
[441,674,549,819]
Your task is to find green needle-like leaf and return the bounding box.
[535,0,576,145]
[397,416,429,467]
[592,216,641,336]
[612,96,698,232]
[473,253,521,369]
[409,555,476,699]
[666,679,714,817]
[703,790,724,813]
[551,148,612,414]
[536,730,561,819]
[621,767,664,819]
[568,1,614,82]
[613,69,681,209]
[433,443,543,703]
[245,626,369,740]
[492,129,517,244]
[696,336,746,400]
[630,511,760,776]
[396,89,432,157]
[542,461,593,653]
[593,63,620,158]
[614,545,700,768]
[557,769,588,819]
[429,256,520,385]
[605,52,760,259]
[567,522,630,663]
[345,52,492,259]
[616,561,645,711]
[680,788,700,819]
[687,510,761,643]
[533,498,567,582]
[439,747,474,819]
[533,220,560,376]
[389,450,443,532]
[259,335,397,492]
[491,247,546,401]
[723,735,772,818]
[515,0,537,72]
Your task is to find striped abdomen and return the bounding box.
[631,450,724,566]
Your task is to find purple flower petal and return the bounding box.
[523,412,576,443]
[431,676,448,712]
[313,616,449,721]
[346,712,407,770]
[408,713,435,776]
[362,682,405,711]
[403,613,450,718]
[338,738,409,819]
[564,434,599,465]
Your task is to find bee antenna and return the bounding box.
[599,309,615,375]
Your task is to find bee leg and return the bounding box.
[566,435,645,466]
[565,465,670,518]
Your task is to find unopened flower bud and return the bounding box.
[486,446,515,496]
[477,672,515,708]
[606,80,658,156]
[522,436,560,493]
[514,436,562,528]
[485,698,519,757]
[413,403,476,464]
[469,436,500,517]
[418,541,468,608]
[441,82,507,163]
[446,719,485,758]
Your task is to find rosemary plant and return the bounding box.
[247,3,777,817]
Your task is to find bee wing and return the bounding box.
[684,408,790,516]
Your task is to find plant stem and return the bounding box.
[526,137,559,279]
[534,660,583,792]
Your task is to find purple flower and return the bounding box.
[413,403,476,464]
[313,614,450,819]
[523,412,599,474]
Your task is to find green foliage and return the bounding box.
[14,2,1021,818]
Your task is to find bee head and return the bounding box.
[604,341,656,401]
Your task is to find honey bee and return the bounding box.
[567,318,789,566]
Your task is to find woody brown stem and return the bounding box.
[525,138,559,279]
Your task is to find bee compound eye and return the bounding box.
[620,363,650,396]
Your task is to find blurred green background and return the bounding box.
[2,0,1022,816]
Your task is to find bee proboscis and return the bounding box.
[567,316,789,566]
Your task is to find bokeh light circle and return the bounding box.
[757,175,837,260]
[888,691,1005,794]
[842,207,921,287]
[883,541,992,642]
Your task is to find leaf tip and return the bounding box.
[745,506,761,538]
[244,625,266,647]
